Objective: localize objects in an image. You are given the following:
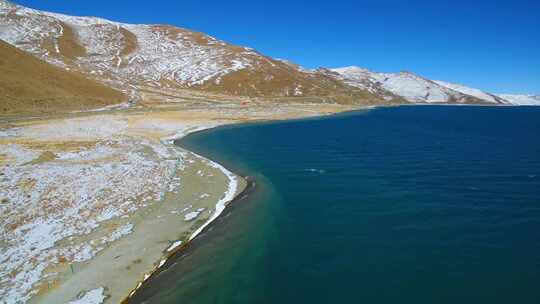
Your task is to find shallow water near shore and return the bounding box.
[131,105,540,303]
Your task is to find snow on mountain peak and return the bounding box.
[433,80,509,104]
[332,65,540,105]
[496,94,540,105]
[331,66,371,75]
[331,67,485,103]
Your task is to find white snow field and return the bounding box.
[497,94,540,105]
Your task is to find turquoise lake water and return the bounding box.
[131,105,540,304]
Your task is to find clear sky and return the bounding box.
[12,0,540,94]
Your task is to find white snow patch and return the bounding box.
[188,157,238,241]
[183,208,205,221]
[158,259,166,268]
[434,80,503,104]
[497,94,540,106]
[166,240,182,252]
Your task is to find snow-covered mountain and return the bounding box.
[319,67,401,101]
[0,0,535,106]
[496,94,540,106]
[433,80,509,104]
[331,66,492,104]
[330,66,540,106]
[0,0,381,103]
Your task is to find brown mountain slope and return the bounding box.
[0,1,391,105]
[0,40,126,115]
[198,59,394,104]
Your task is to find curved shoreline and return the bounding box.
[117,107,377,303]
[120,127,252,304]
[10,120,251,304]
[117,107,375,304]
[4,103,529,303]
[4,103,368,303]
[122,177,256,303]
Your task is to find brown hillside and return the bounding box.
[0,40,126,115]
[199,60,389,104]
[0,2,388,105]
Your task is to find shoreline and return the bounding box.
[0,102,366,303]
[118,107,375,303]
[17,120,249,304]
[1,101,536,302]
[120,104,540,304]
[78,102,540,303]
[105,106,379,303]
[118,109,365,303]
[119,103,520,304]
[120,126,250,303]
[122,176,256,304]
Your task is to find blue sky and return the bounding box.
[13,0,540,94]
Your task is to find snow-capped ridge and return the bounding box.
[496,94,540,105]
[433,80,509,104]
[333,66,538,105]
[331,66,505,104]
[332,66,371,74]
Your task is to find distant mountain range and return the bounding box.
[0,0,537,108]
[329,66,538,105]
[496,94,540,105]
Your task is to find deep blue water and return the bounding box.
[132,105,540,304]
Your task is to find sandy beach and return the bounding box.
[0,101,360,304]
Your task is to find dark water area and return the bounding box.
[131,105,540,304]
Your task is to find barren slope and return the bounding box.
[0,40,126,115]
[0,0,384,104]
